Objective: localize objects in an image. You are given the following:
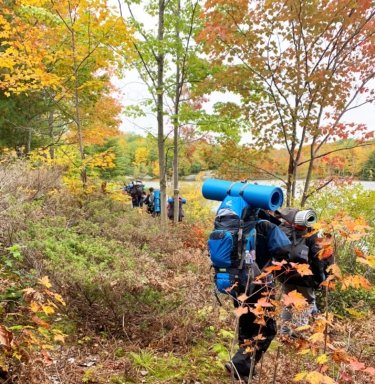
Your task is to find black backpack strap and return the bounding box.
[293,228,297,245]
[214,288,223,306]
[237,219,245,269]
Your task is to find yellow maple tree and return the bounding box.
[0,0,60,94]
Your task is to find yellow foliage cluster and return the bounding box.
[0,1,60,94]
[84,150,116,169]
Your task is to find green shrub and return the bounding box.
[309,184,375,315]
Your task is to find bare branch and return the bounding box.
[298,141,375,166]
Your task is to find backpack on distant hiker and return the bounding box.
[167,197,186,222]
[153,189,161,215]
[128,181,144,207]
[207,195,264,295]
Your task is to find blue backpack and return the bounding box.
[208,196,262,295]
[153,190,161,214]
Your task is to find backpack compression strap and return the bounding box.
[226,181,237,195]
[238,219,267,270]
[237,219,244,262]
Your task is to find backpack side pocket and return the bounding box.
[208,230,234,268]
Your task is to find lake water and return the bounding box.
[142,179,375,192]
[129,179,374,214]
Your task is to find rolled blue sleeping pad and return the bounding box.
[168,197,187,204]
[154,189,161,213]
[202,178,284,211]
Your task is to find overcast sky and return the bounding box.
[114,72,375,143]
[110,0,375,142]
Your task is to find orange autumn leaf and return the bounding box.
[294,370,336,384]
[354,248,365,258]
[245,346,255,353]
[272,260,288,266]
[30,301,41,313]
[41,350,52,365]
[283,290,308,310]
[326,264,342,279]
[356,256,375,269]
[0,325,12,348]
[320,279,336,290]
[31,316,50,329]
[53,334,65,343]
[264,265,283,273]
[225,282,238,293]
[253,334,266,341]
[341,275,371,290]
[332,349,351,364]
[249,305,265,316]
[257,297,273,307]
[318,246,334,260]
[237,294,249,302]
[302,229,319,238]
[315,237,332,247]
[234,306,249,318]
[255,271,272,281]
[290,262,313,276]
[254,316,267,326]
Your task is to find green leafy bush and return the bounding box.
[309,184,375,315]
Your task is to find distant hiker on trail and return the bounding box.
[141,191,147,207]
[207,197,291,381]
[275,208,333,338]
[144,187,155,214]
[167,197,186,222]
[124,180,145,208]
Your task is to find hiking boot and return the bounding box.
[225,362,253,382]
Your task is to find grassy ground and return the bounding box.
[0,164,374,383]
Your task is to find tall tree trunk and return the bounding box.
[71,24,86,187]
[48,109,55,159]
[301,137,317,206]
[26,127,32,156]
[157,0,167,226]
[286,146,296,206]
[173,0,181,224]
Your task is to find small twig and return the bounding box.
[272,346,281,384]
[323,285,329,354]
[248,351,256,383]
[257,352,264,384]
[346,328,352,352]
[122,313,131,342]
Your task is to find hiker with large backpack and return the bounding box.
[275,208,334,337]
[144,187,155,214]
[203,179,291,381]
[167,197,186,222]
[125,180,144,208]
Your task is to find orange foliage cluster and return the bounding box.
[183,225,207,250]
[0,276,65,382]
